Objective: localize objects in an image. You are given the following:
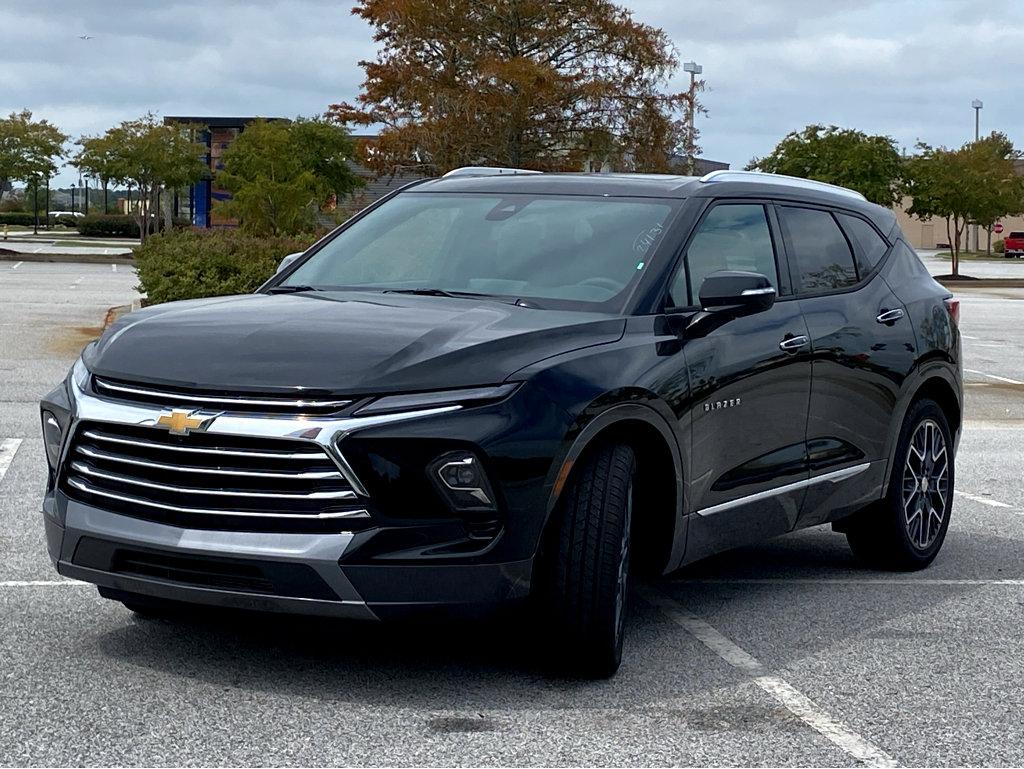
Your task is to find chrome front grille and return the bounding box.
[62,422,369,532]
[92,376,353,415]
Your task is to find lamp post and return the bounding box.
[683,61,703,175]
[971,99,983,252]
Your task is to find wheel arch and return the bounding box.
[542,401,686,576]
[882,363,962,490]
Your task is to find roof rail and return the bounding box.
[442,166,543,178]
[698,170,867,202]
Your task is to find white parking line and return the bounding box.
[964,368,1024,386]
[956,490,1013,509]
[0,438,22,484]
[10,261,23,270]
[641,587,897,767]
[69,276,84,289]
[0,580,86,587]
[111,263,117,273]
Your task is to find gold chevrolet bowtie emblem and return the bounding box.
[155,409,210,436]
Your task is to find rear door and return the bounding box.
[670,200,813,559]
[776,204,917,527]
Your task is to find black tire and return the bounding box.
[846,398,954,570]
[541,442,635,678]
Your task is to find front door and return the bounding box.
[671,201,813,560]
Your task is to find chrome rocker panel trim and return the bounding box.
[696,462,871,517]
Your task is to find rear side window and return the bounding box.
[1010,231,1024,239]
[837,213,889,275]
[779,206,858,293]
[673,203,778,305]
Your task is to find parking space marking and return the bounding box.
[640,587,898,768]
[0,438,22,485]
[111,263,117,273]
[956,490,1013,509]
[10,261,23,270]
[69,276,84,289]
[0,580,86,587]
[964,368,1024,386]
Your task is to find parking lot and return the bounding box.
[2,259,1023,766]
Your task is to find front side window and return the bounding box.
[780,206,858,293]
[283,192,678,310]
[671,203,778,306]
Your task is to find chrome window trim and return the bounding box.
[68,375,461,499]
[696,462,870,517]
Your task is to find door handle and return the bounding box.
[779,335,809,352]
[876,308,905,325]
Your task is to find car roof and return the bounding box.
[407,170,898,234]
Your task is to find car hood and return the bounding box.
[85,292,625,395]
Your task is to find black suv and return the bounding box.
[40,169,962,676]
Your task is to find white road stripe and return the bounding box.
[670,578,1024,586]
[956,490,1013,509]
[0,438,22,484]
[960,334,979,340]
[641,588,897,768]
[69,276,84,289]
[0,580,87,587]
[111,263,117,272]
[964,368,1024,386]
[10,261,23,270]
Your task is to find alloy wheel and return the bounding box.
[902,418,949,550]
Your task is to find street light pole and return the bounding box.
[971,99,983,252]
[683,61,703,175]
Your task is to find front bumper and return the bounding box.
[45,492,533,619]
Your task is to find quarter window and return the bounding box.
[837,213,889,275]
[672,203,778,306]
[780,207,858,293]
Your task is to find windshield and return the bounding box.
[281,192,678,310]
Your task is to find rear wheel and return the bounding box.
[540,442,635,678]
[846,398,953,570]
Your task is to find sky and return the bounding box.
[1,0,1020,187]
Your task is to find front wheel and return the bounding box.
[846,398,954,570]
[540,442,635,678]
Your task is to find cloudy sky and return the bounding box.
[2,0,1019,186]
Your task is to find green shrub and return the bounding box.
[53,214,79,228]
[0,212,36,226]
[135,228,316,304]
[77,214,140,238]
[994,238,1005,254]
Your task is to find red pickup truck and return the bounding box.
[1005,231,1024,258]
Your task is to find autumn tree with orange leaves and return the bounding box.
[329,0,700,175]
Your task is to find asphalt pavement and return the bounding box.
[2,259,1024,766]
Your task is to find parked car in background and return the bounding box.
[40,169,962,677]
[1003,231,1024,258]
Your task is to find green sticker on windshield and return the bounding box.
[636,261,645,270]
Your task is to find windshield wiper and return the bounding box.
[382,288,465,298]
[265,284,322,294]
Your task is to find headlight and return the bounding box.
[354,384,518,417]
[70,355,90,393]
[41,411,63,468]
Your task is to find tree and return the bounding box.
[748,125,904,206]
[78,114,207,241]
[904,133,1024,277]
[215,117,362,235]
[329,0,695,175]
[0,110,67,207]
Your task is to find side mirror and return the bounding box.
[275,252,303,275]
[698,270,776,316]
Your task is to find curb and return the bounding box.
[0,252,134,265]
[936,278,1024,289]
